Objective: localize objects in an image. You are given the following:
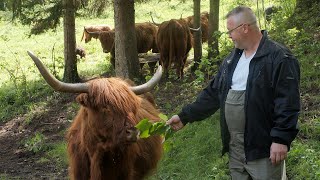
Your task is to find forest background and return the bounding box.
[0,0,319,179]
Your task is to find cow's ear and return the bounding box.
[76,93,90,107]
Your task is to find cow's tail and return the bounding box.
[81,27,85,42]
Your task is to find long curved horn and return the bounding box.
[81,27,85,42]
[84,28,101,36]
[28,51,162,95]
[150,14,161,26]
[27,51,89,93]
[130,65,162,95]
[190,26,201,32]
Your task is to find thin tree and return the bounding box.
[191,0,202,73]
[62,0,80,82]
[11,0,80,82]
[113,0,140,79]
[207,0,219,61]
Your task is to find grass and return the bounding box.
[46,142,69,168]
[287,140,320,179]
[149,113,230,180]
[1,0,320,179]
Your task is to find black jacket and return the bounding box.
[178,31,300,161]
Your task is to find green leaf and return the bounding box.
[135,118,153,138]
[135,116,175,141]
[158,113,168,121]
[135,118,152,131]
[140,129,151,138]
[150,122,166,136]
[164,126,175,140]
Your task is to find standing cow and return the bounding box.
[27,51,163,180]
[81,25,111,43]
[184,11,209,43]
[93,22,159,71]
[157,19,192,79]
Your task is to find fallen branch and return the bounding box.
[138,53,160,64]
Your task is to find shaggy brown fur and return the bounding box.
[67,78,163,180]
[156,19,192,79]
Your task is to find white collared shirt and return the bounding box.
[231,51,256,90]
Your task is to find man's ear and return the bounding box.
[244,24,250,33]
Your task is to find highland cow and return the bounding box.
[156,19,192,79]
[81,25,111,43]
[27,51,164,180]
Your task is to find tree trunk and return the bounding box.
[12,0,22,20]
[114,0,140,79]
[0,1,6,11]
[191,0,202,73]
[62,0,80,83]
[207,0,219,61]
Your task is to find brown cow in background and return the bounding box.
[184,11,209,43]
[27,51,164,180]
[157,19,192,79]
[75,46,86,59]
[96,22,159,71]
[81,25,111,43]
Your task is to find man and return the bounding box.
[166,6,300,180]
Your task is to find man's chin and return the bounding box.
[234,44,243,50]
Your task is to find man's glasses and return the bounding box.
[226,21,256,35]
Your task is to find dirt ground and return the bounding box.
[0,74,199,179]
[0,94,75,179]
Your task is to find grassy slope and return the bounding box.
[0,0,319,179]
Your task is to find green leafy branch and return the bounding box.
[135,113,175,141]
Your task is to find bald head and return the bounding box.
[226,6,259,30]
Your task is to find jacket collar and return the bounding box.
[254,30,271,58]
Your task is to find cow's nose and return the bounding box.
[126,128,140,142]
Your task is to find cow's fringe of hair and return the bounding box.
[88,78,140,116]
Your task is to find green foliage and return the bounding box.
[0,174,10,180]
[13,0,63,35]
[149,114,230,180]
[298,94,320,140]
[10,0,102,34]
[23,132,47,153]
[192,33,233,85]
[46,142,68,167]
[135,113,174,140]
[78,0,112,17]
[193,57,217,83]
[287,140,320,179]
[287,0,320,35]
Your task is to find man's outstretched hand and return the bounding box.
[166,115,184,131]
